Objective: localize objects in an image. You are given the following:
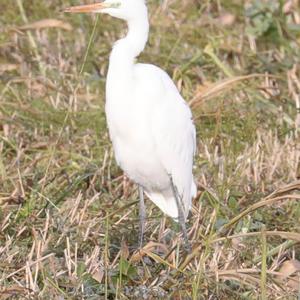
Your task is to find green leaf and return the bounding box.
[228,196,238,211]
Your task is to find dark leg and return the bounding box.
[169,176,191,253]
[138,185,146,249]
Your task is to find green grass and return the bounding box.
[0,0,300,299]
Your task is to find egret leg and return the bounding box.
[138,185,146,249]
[170,177,191,253]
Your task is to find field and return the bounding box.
[0,0,300,299]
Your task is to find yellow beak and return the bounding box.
[64,2,108,13]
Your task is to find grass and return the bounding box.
[0,0,300,299]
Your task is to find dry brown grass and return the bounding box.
[1,0,300,299]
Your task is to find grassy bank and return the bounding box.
[0,0,299,299]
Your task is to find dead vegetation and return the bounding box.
[0,0,300,299]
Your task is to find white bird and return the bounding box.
[65,0,196,249]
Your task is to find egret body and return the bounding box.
[65,0,197,248]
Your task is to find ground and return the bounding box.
[0,0,300,299]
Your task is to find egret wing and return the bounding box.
[150,71,196,219]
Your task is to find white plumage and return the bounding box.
[65,0,196,222]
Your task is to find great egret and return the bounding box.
[65,0,196,250]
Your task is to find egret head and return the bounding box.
[65,0,147,21]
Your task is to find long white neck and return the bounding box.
[107,13,149,83]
